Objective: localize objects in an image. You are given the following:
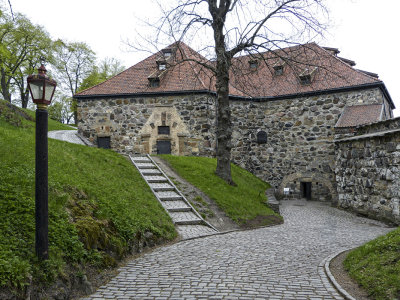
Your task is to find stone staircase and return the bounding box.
[129,155,218,240]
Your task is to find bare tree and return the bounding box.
[140,0,327,184]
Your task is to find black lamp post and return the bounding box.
[27,64,57,260]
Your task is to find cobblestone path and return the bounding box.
[83,200,392,299]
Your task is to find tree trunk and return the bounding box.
[21,88,30,108]
[215,71,234,185]
[213,21,235,185]
[1,69,11,102]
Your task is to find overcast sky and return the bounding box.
[7,0,400,115]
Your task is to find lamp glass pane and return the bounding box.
[30,81,44,100]
[44,84,55,101]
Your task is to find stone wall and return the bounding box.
[335,117,400,225]
[77,94,216,156]
[229,87,389,201]
[77,87,391,203]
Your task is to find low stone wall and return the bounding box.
[335,120,400,225]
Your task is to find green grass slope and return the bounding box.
[159,155,282,227]
[0,100,176,293]
[344,227,400,300]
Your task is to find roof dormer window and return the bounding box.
[249,60,258,69]
[273,65,284,76]
[148,78,160,87]
[162,48,172,58]
[299,74,311,85]
[299,67,317,85]
[158,62,167,71]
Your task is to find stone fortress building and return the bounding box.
[74,42,399,225]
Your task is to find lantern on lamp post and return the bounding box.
[27,63,57,260]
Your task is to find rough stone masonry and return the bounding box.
[78,87,391,205]
[335,117,400,225]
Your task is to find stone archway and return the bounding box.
[279,172,336,202]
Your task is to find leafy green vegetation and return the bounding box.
[344,227,400,300]
[158,155,281,227]
[0,100,176,293]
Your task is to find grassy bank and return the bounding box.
[158,155,282,227]
[344,227,400,299]
[0,100,176,295]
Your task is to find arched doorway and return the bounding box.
[279,172,336,202]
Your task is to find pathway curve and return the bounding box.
[83,200,392,299]
[48,130,86,145]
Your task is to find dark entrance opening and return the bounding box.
[301,182,312,200]
[157,140,171,154]
[97,136,111,149]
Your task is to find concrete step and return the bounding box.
[131,156,150,162]
[156,191,182,201]
[149,183,175,191]
[144,176,168,183]
[130,154,217,240]
[162,201,191,212]
[135,163,156,169]
[140,169,162,175]
[170,211,203,225]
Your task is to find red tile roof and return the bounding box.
[335,104,384,128]
[75,42,383,100]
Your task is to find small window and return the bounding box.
[97,136,111,149]
[162,49,172,58]
[149,78,160,87]
[299,74,311,85]
[299,67,317,85]
[158,62,167,70]
[257,131,267,144]
[273,65,283,76]
[249,60,258,69]
[158,126,170,135]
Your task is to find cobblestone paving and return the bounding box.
[177,225,219,240]
[83,200,392,299]
[48,130,85,145]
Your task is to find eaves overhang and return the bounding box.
[74,82,395,110]
[73,89,214,100]
[229,82,396,110]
